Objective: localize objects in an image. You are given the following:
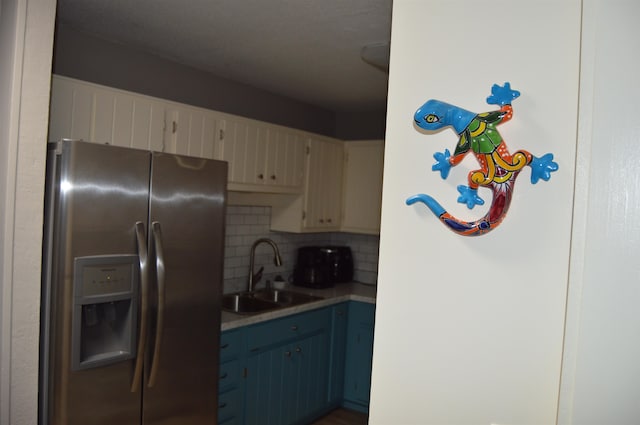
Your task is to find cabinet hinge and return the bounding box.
[219,129,225,140]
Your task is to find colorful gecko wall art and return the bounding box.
[406,82,558,236]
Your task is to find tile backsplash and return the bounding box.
[223,205,379,293]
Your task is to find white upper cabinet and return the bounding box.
[48,76,165,151]
[304,136,344,231]
[270,136,344,233]
[264,127,306,190]
[165,104,220,159]
[48,77,385,235]
[340,140,385,234]
[216,114,305,193]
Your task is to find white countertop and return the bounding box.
[221,282,377,331]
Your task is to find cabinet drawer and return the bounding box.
[218,387,242,423]
[220,329,243,362]
[247,308,330,351]
[219,358,242,393]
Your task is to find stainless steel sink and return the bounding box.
[222,293,278,314]
[252,289,323,306]
[222,290,323,315]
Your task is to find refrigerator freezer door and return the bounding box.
[43,140,151,425]
[142,152,227,425]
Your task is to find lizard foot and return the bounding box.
[432,149,452,179]
[486,82,521,106]
[457,185,484,209]
[530,153,559,184]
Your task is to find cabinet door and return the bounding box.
[218,116,305,193]
[341,140,385,234]
[244,342,291,425]
[304,136,344,231]
[245,332,329,425]
[343,302,376,412]
[165,104,220,159]
[264,127,306,191]
[48,76,165,151]
[217,115,259,187]
[290,332,330,423]
[328,303,349,405]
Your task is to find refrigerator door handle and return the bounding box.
[131,221,150,393]
[148,221,166,387]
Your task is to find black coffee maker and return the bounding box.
[292,246,354,288]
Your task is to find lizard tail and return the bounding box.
[406,186,512,236]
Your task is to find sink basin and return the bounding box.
[222,290,323,314]
[252,289,323,306]
[222,293,278,314]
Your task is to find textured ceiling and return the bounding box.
[55,0,392,113]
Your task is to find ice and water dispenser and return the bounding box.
[71,255,138,371]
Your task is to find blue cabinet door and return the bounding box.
[244,308,332,425]
[328,302,348,405]
[288,331,330,424]
[343,301,376,412]
[244,340,289,425]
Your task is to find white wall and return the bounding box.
[0,0,56,423]
[558,1,640,424]
[371,1,580,424]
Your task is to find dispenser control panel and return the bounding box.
[80,262,133,297]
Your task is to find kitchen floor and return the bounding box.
[310,408,368,425]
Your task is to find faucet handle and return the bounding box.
[252,266,264,285]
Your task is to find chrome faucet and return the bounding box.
[248,238,282,293]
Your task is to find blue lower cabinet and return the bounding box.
[328,303,348,406]
[244,308,331,425]
[219,301,376,424]
[218,329,245,424]
[218,387,243,424]
[343,301,376,413]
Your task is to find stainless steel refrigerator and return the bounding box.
[39,140,227,425]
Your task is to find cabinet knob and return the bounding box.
[270,174,276,180]
[291,325,298,331]
[285,351,292,357]
[327,218,332,223]
[219,373,228,380]
[219,402,227,409]
[258,174,264,180]
[295,347,302,353]
[319,219,324,224]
